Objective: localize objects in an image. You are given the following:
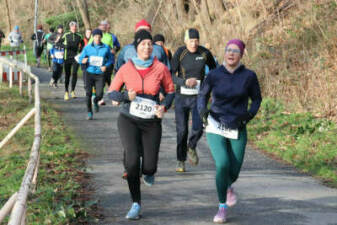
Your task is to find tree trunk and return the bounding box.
[175,0,188,23]
[75,0,91,30]
[207,0,225,20]
[200,0,212,26]
[5,0,12,32]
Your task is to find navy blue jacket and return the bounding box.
[197,64,262,129]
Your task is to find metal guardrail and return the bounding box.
[0,55,41,225]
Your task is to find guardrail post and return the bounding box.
[0,62,3,83]
[9,55,13,88]
[19,69,23,96]
[24,45,27,68]
[28,77,32,103]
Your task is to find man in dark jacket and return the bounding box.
[31,24,45,67]
[60,21,84,100]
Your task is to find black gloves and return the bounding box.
[236,112,253,127]
[199,108,210,127]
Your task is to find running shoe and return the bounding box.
[49,78,54,87]
[188,147,199,166]
[143,175,155,186]
[122,171,127,180]
[52,83,58,89]
[87,112,93,120]
[64,92,69,101]
[98,99,106,105]
[176,161,185,173]
[125,202,141,220]
[71,91,76,98]
[213,206,227,223]
[226,187,237,207]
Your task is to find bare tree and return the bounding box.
[75,0,91,30]
[207,0,225,20]
[5,0,12,32]
[175,0,188,23]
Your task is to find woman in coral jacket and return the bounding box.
[108,30,175,220]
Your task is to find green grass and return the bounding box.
[0,84,97,224]
[248,98,337,187]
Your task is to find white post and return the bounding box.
[24,45,27,69]
[9,55,13,88]
[19,69,23,95]
[28,77,32,103]
[0,62,3,83]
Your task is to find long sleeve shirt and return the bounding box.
[171,45,216,94]
[198,64,262,129]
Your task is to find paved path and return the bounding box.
[33,67,337,225]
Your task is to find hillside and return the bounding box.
[1,0,336,121]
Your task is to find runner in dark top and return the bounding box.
[171,28,216,172]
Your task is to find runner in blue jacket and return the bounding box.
[79,29,113,120]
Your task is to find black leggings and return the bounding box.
[52,62,63,82]
[64,60,79,92]
[104,64,114,87]
[85,72,104,112]
[117,114,162,204]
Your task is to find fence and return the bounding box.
[0,53,41,225]
[0,47,27,86]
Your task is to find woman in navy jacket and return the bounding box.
[197,39,262,223]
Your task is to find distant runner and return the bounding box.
[171,28,216,172]
[31,24,45,68]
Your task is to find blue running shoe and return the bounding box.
[87,112,93,120]
[143,175,155,186]
[126,202,141,220]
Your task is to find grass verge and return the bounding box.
[0,83,98,224]
[248,98,337,187]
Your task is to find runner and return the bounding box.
[48,25,64,86]
[61,21,84,101]
[88,20,115,105]
[108,30,175,220]
[106,22,121,55]
[115,19,170,180]
[81,28,92,90]
[31,24,45,68]
[204,42,219,74]
[44,27,55,71]
[49,35,65,88]
[79,29,113,120]
[0,29,5,50]
[171,28,216,172]
[115,19,170,72]
[198,39,262,223]
[153,34,172,61]
[8,26,23,49]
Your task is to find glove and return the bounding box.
[236,112,253,127]
[200,108,209,127]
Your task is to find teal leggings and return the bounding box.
[206,128,247,203]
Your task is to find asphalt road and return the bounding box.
[33,67,337,225]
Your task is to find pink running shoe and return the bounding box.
[226,187,237,207]
[213,206,227,223]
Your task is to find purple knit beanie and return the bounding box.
[226,39,245,56]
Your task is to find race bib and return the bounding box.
[129,97,156,119]
[89,56,103,67]
[54,51,64,59]
[180,80,201,95]
[206,116,238,139]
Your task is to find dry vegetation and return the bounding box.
[1,0,336,121]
